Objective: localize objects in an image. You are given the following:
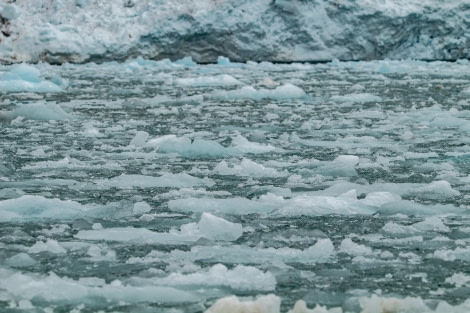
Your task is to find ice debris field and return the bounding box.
[2,57,470,312]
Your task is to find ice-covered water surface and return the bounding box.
[1,58,470,312]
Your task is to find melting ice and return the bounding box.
[1,58,470,313]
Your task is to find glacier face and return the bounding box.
[1,0,469,64]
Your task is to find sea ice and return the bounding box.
[154,264,276,291]
[28,239,66,254]
[0,103,75,121]
[231,134,277,154]
[206,294,281,313]
[0,195,89,222]
[213,84,307,100]
[214,159,288,177]
[168,196,281,215]
[5,253,37,268]
[129,130,149,147]
[0,268,198,305]
[339,238,373,256]
[75,213,242,243]
[175,74,243,87]
[147,135,235,157]
[97,173,214,188]
[330,93,382,103]
[408,180,460,199]
[0,64,64,93]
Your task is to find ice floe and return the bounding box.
[0,64,65,93]
[75,213,242,244]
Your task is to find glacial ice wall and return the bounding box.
[1,0,469,64]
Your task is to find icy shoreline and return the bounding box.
[1,0,470,64]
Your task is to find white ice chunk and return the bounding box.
[231,134,277,154]
[408,180,460,199]
[339,238,373,256]
[148,135,235,157]
[0,195,89,222]
[98,173,214,188]
[0,64,63,93]
[319,155,359,177]
[361,192,401,207]
[157,264,275,291]
[359,295,431,313]
[433,246,470,262]
[5,253,37,268]
[1,103,75,121]
[181,238,334,265]
[28,239,66,254]
[445,273,470,288]
[175,74,243,87]
[0,268,197,304]
[75,213,242,243]
[214,159,287,177]
[133,201,152,214]
[213,83,306,100]
[174,56,197,66]
[196,212,243,241]
[276,194,375,216]
[330,93,382,103]
[168,196,281,215]
[413,217,450,233]
[129,130,149,147]
[206,294,281,313]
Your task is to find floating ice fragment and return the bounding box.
[330,93,382,103]
[0,195,89,222]
[413,217,450,233]
[174,56,197,66]
[0,268,198,304]
[28,239,66,254]
[133,201,152,214]
[175,74,243,87]
[157,264,276,291]
[318,155,359,177]
[339,238,372,256]
[98,173,214,188]
[148,135,235,157]
[75,213,242,243]
[205,294,281,313]
[213,83,306,100]
[445,273,470,288]
[0,64,63,93]
[168,196,281,215]
[276,194,375,216]
[362,192,401,207]
[5,253,37,268]
[196,212,243,241]
[1,103,75,121]
[378,200,465,217]
[359,294,429,313]
[129,130,149,147]
[408,180,460,200]
[214,159,287,177]
[231,134,276,154]
[258,77,280,87]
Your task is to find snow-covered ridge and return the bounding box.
[1,0,469,64]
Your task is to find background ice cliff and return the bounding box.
[1,0,469,64]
